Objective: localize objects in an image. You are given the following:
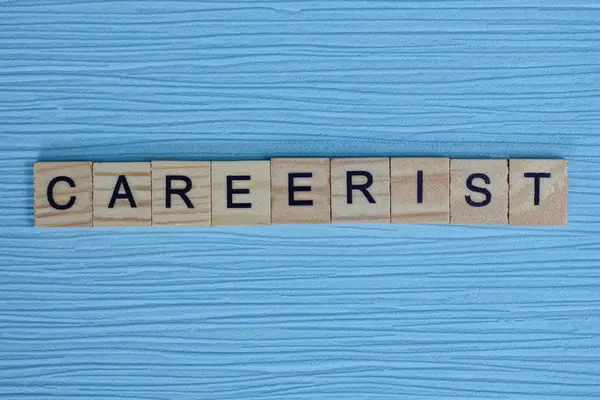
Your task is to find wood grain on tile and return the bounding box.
[391,158,450,224]
[451,159,508,225]
[93,163,151,227]
[271,158,330,224]
[34,162,93,227]
[211,161,271,226]
[509,159,568,226]
[331,158,390,223]
[152,161,211,226]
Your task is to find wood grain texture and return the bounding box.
[93,163,152,227]
[509,159,568,226]
[1,1,600,399]
[331,158,390,223]
[271,158,331,224]
[451,159,509,225]
[152,161,211,227]
[211,161,271,226]
[391,158,450,224]
[34,162,93,227]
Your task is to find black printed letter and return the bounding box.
[465,173,491,207]
[288,172,313,206]
[416,170,424,204]
[109,175,137,208]
[227,175,251,208]
[346,171,375,204]
[166,175,194,208]
[524,172,551,206]
[47,176,76,210]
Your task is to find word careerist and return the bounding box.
[34,158,567,228]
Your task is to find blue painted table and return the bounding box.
[1,1,599,398]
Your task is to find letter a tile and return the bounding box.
[93,163,151,227]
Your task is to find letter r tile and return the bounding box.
[331,158,390,223]
[152,161,211,226]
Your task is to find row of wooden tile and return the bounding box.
[34,158,568,227]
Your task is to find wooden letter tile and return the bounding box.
[93,163,151,227]
[271,158,330,224]
[509,159,567,226]
[34,162,93,227]
[331,158,390,223]
[152,161,211,226]
[211,161,271,226]
[450,159,508,224]
[390,158,449,224]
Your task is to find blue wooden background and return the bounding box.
[1,1,599,398]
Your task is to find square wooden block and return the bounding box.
[509,159,568,226]
[152,161,211,226]
[211,161,271,226]
[391,158,449,224]
[271,158,330,224]
[93,162,151,227]
[451,159,508,224]
[34,162,93,227]
[331,158,390,223]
